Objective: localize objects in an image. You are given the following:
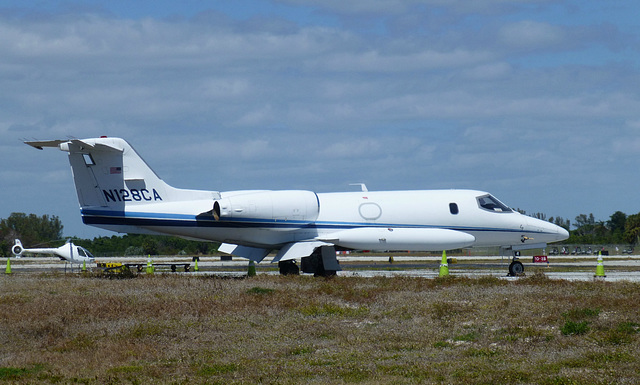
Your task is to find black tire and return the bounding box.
[278,260,299,275]
[509,260,524,276]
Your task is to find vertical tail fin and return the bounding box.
[26,137,219,210]
[62,137,170,209]
[26,137,220,235]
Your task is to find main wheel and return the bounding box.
[508,260,524,276]
[278,260,299,275]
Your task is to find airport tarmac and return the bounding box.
[4,254,640,282]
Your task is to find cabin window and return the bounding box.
[476,194,512,213]
[449,203,459,215]
[82,153,95,166]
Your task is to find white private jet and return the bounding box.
[12,239,95,269]
[26,137,568,276]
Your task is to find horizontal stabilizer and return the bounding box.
[218,243,271,262]
[272,241,333,263]
[24,139,68,150]
[25,138,124,152]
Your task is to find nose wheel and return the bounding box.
[508,259,524,276]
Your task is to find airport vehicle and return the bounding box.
[26,137,569,276]
[12,238,95,268]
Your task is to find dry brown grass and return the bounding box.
[0,272,639,384]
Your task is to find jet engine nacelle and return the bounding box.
[213,190,320,222]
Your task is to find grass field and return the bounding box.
[1,272,639,384]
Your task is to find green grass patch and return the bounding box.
[246,286,275,295]
[561,320,589,336]
[454,331,479,342]
[464,347,499,357]
[0,367,30,380]
[433,340,451,348]
[561,307,600,321]
[595,322,640,345]
[125,322,166,339]
[617,321,640,334]
[288,345,314,355]
[337,366,372,382]
[0,365,44,380]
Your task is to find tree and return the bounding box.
[0,213,64,256]
[574,213,595,229]
[571,213,609,244]
[607,211,627,243]
[623,213,640,245]
[142,238,158,256]
[549,216,570,231]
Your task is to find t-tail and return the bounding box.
[25,137,219,234]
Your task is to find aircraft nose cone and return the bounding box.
[526,216,569,242]
[557,226,570,241]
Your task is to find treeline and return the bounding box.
[72,234,219,258]
[0,212,219,257]
[522,210,639,245]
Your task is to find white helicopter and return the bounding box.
[12,239,95,270]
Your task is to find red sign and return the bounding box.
[533,255,548,263]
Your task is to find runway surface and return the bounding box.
[4,254,640,282]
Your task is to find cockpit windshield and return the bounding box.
[476,194,512,213]
[78,247,95,259]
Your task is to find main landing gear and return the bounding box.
[300,248,338,277]
[277,246,341,277]
[278,260,299,275]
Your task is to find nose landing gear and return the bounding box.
[501,247,526,277]
[508,259,524,276]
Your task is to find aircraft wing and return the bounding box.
[272,241,333,263]
[218,241,335,264]
[218,243,271,262]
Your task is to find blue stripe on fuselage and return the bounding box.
[80,209,553,234]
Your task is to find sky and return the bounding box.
[1,0,640,239]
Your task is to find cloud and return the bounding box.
[276,0,555,15]
[499,20,567,51]
[317,49,493,72]
[2,1,640,237]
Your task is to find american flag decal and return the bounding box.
[110,167,122,174]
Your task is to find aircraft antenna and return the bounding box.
[349,183,368,192]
